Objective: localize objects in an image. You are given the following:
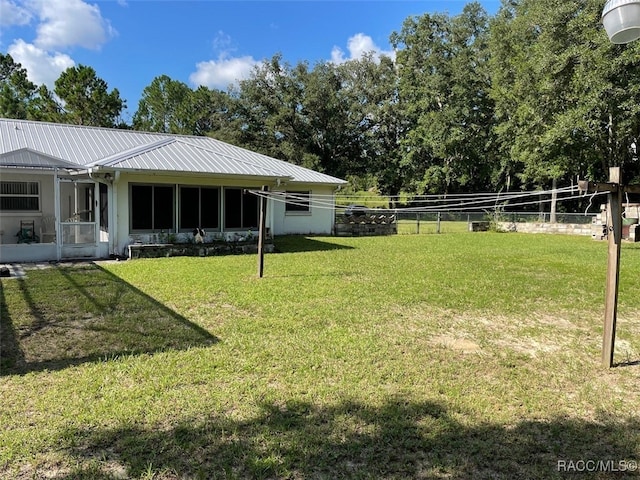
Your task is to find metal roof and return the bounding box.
[0,148,80,169]
[0,118,347,185]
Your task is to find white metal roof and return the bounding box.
[0,118,347,185]
[0,148,80,169]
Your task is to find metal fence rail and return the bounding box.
[337,210,595,235]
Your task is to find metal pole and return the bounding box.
[257,185,269,278]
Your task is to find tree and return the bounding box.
[53,65,125,127]
[489,0,640,188]
[27,85,64,123]
[235,55,318,169]
[392,3,497,195]
[133,75,192,133]
[185,86,239,140]
[335,54,407,198]
[0,53,36,119]
[235,53,402,183]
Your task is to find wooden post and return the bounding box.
[257,185,268,278]
[437,212,441,234]
[603,167,622,368]
[578,172,640,367]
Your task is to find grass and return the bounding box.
[1,233,640,479]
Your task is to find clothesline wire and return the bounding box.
[247,186,606,214]
[249,186,585,212]
[254,185,579,202]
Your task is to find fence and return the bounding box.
[337,210,595,235]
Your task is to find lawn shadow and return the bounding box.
[53,397,640,479]
[614,359,640,368]
[273,235,355,253]
[0,263,217,376]
[0,281,26,372]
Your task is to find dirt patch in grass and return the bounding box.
[430,334,482,354]
[385,304,595,358]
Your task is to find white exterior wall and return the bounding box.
[0,170,56,245]
[270,185,337,236]
[0,169,339,262]
[111,174,338,257]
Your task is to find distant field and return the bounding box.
[1,233,639,479]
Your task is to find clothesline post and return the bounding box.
[579,167,640,367]
[257,185,269,278]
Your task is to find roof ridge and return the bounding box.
[175,138,290,178]
[1,117,173,139]
[88,137,175,167]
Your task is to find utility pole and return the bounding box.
[579,167,640,367]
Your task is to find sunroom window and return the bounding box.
[224,188,259,229]
[180,186,219,230]
[130,184,174,231]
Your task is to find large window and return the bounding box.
[130,184,174,231]
[0,181,39,211]
[180,186,219,230]
[285,190,311,213]
[224,188,259,229]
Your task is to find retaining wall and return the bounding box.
[128,241,274,259]
[496,222,593,236]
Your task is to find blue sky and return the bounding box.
[1,0,501,122]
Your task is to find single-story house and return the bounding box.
[0,118,346,263]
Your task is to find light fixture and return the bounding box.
[602,0,640,44]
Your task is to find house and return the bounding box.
[0,118,346,263]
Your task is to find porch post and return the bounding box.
[111,172,119,257]
[54,169,62,261]
[94,182,100,248]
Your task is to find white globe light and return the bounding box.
[602,0,640,44]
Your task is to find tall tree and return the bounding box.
[236,53,401,181]
[336,54,407,197]
[27,85,64,123]
[133,75,192,133]
[0,53,36,119]
[236,55,316,168]
[53,65,125,127]
[392,3,497,195]
[489,0,640,187]
[185,86,239,140]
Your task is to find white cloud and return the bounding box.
[190,55,258,91]
[212,30,233,53]
[8,39,75,87]
[30,0,116,50]
[0,0,33,26]
[331,33,395,64]
[2,0,116,88]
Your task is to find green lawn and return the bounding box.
[1,233,639,479]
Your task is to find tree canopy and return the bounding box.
[3,1,640,190]
[0,53,36,120]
